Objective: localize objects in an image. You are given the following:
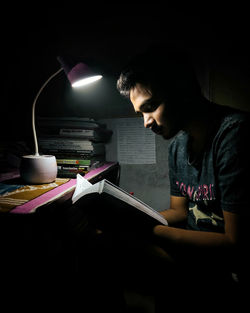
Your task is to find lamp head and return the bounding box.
[57,56,102,88]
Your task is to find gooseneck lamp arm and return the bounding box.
[32,67,63,156]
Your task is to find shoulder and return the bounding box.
[219,106,249,130]
[213,107,250,163]
[215,107,250,144]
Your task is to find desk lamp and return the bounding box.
[20,56,103,184]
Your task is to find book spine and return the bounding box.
[57,165,89,171]
[39,139,94,149]
[37,119,105,129]
[56,158,91,166]
[41,149,105,156]
[59,129,94,137]
[57,165,89,177]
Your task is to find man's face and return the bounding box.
[130,83,181,139]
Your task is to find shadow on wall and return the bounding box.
[196,45,250,112]
[210,61,250,112]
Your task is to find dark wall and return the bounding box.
[2,3,250,141]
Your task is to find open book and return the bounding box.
[72,174,168,226]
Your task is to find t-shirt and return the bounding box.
[168,106,250,233]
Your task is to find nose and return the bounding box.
[143,113,154,128]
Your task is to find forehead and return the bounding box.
[130,84,152,109]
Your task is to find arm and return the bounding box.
[153,209,240,266]
[154,210,239,248]
[159,195,188,226]
[158,195,239,248]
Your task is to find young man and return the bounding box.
[116,48,249,309]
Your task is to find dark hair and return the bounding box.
[117,47,202,104]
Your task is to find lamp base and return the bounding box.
[20,155,57,184]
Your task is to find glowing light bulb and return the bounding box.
[72,75,103,88]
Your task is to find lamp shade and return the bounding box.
[57,56,102,88]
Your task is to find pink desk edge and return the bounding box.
[10,162,117,214]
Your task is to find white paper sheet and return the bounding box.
[117,118,156,164]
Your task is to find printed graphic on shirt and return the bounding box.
[189,204,223,227]
[176,181,216,202]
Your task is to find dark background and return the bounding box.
[2,2,250,141]
[1,3,250,309]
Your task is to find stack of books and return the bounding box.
[37,117,113,178]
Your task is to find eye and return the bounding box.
[140,100,161,113]
[142,103,154,112]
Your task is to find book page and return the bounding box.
[72,174,92,202]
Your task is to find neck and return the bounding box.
[184,99,218,160]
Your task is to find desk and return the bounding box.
[0,162,119,214]
[0,162,120,309]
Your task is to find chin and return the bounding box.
[162,128,180,140]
